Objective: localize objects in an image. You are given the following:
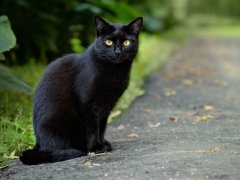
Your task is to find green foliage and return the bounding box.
[0,63,45,167]
[187,0,240,18]
[0,65,32,94]
[0,0,143,64]
[0,91,35,167]
[70,38,85,54]
[0,0,179,65]
[137,0,177,32]
[0,15,32,95]
[0,15,32,96]
[0,15,16,54]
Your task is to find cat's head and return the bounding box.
[93,16,143,64]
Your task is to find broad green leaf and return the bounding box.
[0,64,32,94]
[0,15,16,53]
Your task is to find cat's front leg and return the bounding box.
[84,111,107,153]
[99,115,113,152]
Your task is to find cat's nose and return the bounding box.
[115,47,122,56]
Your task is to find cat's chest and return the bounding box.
[76,72,129,104]
[93,75,129,97]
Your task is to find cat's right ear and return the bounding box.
[127,17,143,36]
[95,16,110,36]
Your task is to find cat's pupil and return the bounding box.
[123,40,131,46]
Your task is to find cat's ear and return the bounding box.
[127,17,143,35]
[95,16,110,36]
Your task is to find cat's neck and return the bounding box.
[94,59,132,78]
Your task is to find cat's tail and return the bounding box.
[20,147,86,165]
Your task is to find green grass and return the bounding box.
[0,62,45,167]
[0,33,184,167]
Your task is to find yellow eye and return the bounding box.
[105,40,113,46]
[123,40,131,46]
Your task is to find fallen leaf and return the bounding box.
[202,105,214,111]
[127,133,139,138]
[196,115,214,122]
[84,160,92,166]
[163,88,176,97]
[84,160,101,167]
[208,147,219,153]
[169,116,179,122]
[92,163,101,166]
[149,92,162,100]
[117,124,125,130]
[145,108,156,113]
[148,122,161,128]
[187,112,197,116]
[213,79,228,86]
[182,79,193,86]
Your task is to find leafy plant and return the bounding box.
[0,65,32,94]
[0,15,16,54]
[0,15,32,94]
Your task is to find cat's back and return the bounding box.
[37,54,84,90]
[33,54,83,114]
[42,54,81,81]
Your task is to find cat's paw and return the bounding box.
[90,142,107,154]
[103,140,113,152]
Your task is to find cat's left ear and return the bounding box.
[127,17,143,35]
[95,16,110,36]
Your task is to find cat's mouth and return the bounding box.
[114,56,126,63]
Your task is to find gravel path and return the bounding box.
[1,38,240,180]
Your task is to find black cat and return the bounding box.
[20,16,143,165]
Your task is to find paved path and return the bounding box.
[1,38,240,179]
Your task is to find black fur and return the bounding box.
[20,16,143,165]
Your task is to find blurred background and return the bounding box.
[0,0,240,166]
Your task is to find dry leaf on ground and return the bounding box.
[148,122,161,128]
[92,163,101,166]
[208,147,219,153]
[145,108,156,113]
[84,160,101,167]
[169,116,179,122]
[163,88,176,96]
[213,79,228,86]
[84,160,92,166]
[202,105,215,111]
[182,79,193,86]
[88,152,106,156]
[127,133,139,138]
[196,114,214,122]
[117,124,125,130]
